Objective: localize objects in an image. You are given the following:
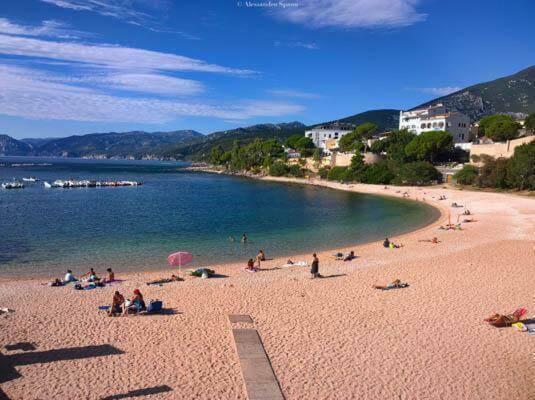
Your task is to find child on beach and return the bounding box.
[245,259,258,272]
[102,268,115,283]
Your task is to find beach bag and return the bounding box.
[147,300,163,313]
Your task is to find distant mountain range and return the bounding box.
[1,65,533,159]
[413,65,535,120]
[158,122,307,160]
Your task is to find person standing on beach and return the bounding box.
[256,250,265,269]
[311,253,320,278]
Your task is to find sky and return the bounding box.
[0,0,534,139]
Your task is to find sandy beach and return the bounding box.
[1,178,534,400]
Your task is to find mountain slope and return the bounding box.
[0,135,33,156]
[312,109,400,131]
[159,122,306,160]
[33,130,203,158]
[413,66,535,121]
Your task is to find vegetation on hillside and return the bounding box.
[456,142,534,190]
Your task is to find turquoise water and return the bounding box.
[0,157,439,278]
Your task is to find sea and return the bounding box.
[0,157,440,278]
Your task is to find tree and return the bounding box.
[312,148,322,162]
[525,113,535,133]
[269,161,289,177]
[327,166,349,182]
[363,162,395,184]
[346,153,367,182]
[506,142,535,190]
[338,131,364,153]
[476,157,509,188]
[394,162,442,185]
[486,119,520,142]
[404,131,453,163]
[454,165,479,185]
[288,164,305,178]
[478,114,519,139]
[371,129,416,163]
[355,122,378,139]
[284,135,302,149]
[210,145,224,165]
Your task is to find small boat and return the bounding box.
[43,181,52,188]
[2,181,24,189]
[22,177,38,182]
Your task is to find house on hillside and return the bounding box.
[399,103,470,143]
[304,123,354,154]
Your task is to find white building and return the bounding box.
[399,103,470,143]
[305,123,354,154]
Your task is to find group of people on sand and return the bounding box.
[108,289,146,316]
[383,238,403,249]
[245,249,266,272]
[48,268,116,287]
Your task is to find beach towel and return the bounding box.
[524,322,535,335]
[282,261,308,268]
[98,305,111,311]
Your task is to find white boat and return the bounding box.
[2,181,24,189]
[22,177,38,182]
[43,181,52,188]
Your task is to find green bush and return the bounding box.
[269,161,289,177]
[476,157,509,188]
[327,166,349,182]
[287,164,305,178]
[394,161,442,186]
[454,165,479,185]
[506,142,535,190]
[363,162,395,184]
[318,167,330,179]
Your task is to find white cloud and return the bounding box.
[0,65,303,122]
[0,18,88,39]
[268,89,321,99]
[417,87,462,96]
[274,40,318,50]
[273,0,426,29]
[40,0,150,20]
[0,34,254,75]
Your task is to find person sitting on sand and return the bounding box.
[127,289,146,314]
[286,259,294,265]
[63,269,76,283]
[102,268,115,283]
[383,238,390,248]
[49,278,64,287]
[373,279,409,290]
[343,251,356,261]
[146,275,182,286]
[81,268,99,282]
[463,209,471,215]
[384,238,402,249]
[245,259,258,272]
[484,308,526,327]
[310,253,320,278]
[109,291,125,316]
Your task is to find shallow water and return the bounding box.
[0,157,439,278]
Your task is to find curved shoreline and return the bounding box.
[1,177,534,399]
[0,175,444,282]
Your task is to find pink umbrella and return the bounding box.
[167,251,193,277]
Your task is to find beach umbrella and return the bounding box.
[167,251,193,277]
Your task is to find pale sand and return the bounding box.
[1,179,534,400]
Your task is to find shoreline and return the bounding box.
[1,173,534,399]
[0,175,444,283]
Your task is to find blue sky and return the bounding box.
[0,0,534,139]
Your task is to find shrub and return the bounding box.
[454,165,479,185]
[506,142,535,190]
[287,164,305,178]
[269,161,288,177]
[394,161,442,186]
[318,167,330,179]
[363,162,395,184]
[476,157,509,188]
[327,166,349,182]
